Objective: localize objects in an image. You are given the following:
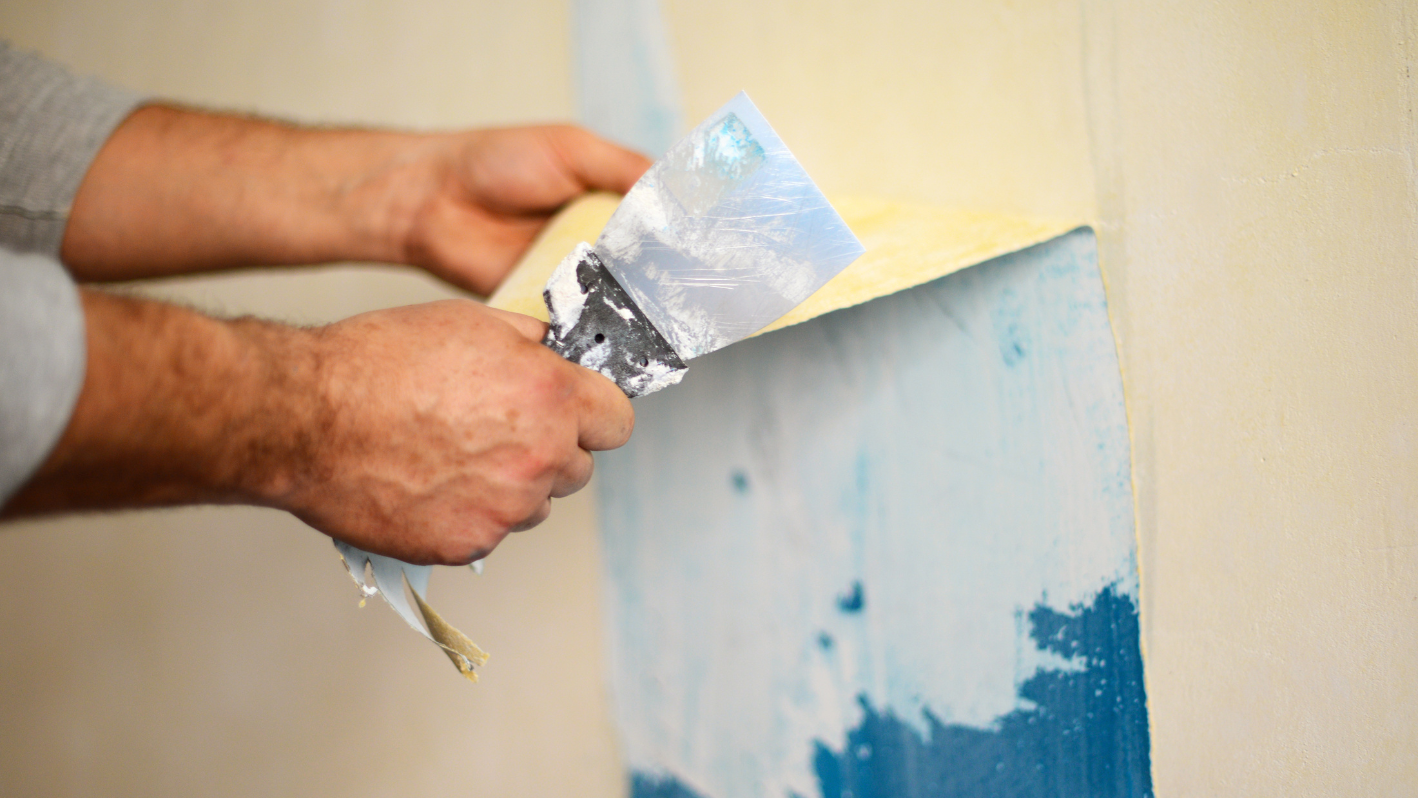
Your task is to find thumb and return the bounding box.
[482,306,550,342]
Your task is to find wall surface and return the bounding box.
[2,0,1415,795]
[1080,3,1418,791]
[599,230,1152,798]
[653,0,1418,793]
[0,3,627,797]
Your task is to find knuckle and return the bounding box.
[512,500,553,532]
[490,489,544,530]
[439,535,499,567]
[519,358,576,406]
[511,442,563,482]
[436,546,482,567]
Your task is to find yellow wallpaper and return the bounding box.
[489,192,1079,335]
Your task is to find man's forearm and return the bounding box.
[2,289,634,565]
[54,104,652,295]
[2,289,318,514]
[60,105,444,282]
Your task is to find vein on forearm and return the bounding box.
[1,289,323,515]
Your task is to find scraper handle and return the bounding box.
[541,245,687,398]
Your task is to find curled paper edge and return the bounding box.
[334,541,490,682]
[489,193,1081,337]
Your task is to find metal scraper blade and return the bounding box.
[592,92,865,361]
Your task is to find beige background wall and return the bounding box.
[0,3,626,797]
[1082,3,1417,791]
[2,1,1415,795]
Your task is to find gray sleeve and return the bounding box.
[0,41,144,255]
[0,44,143,505]
[0,249,86,506]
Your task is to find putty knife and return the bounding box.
[542,92,865,396]
[331,93,863,681]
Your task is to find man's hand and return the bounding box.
[2,292,633,565]
[403,127,652,294]
[60,106,651,293]
[28,105,649,559]
[287,300,633,564]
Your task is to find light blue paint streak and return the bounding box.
[572,0,683,157]
[597,230,1145,797]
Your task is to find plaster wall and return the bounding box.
[1085,4,1418,791]
[656,0,1418,791]
[0,3,627,797]
[0,1,1413,795]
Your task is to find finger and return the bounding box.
[508,499,552,533]
[550,126,654,195]
[550,448,595,499]
[572,367,635,451]
[482,306,549,342]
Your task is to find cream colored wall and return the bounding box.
[1083,3,1418,791]
[665,1,1098,223]
[0,3,626,797]
[660,0,1417,792]
[3,1,1415,795]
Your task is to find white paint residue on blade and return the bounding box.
[595,92,865,360]
[545,243,593,338]
[635,359,687,394]
[604,296,636,321]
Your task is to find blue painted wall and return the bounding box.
[597,230,1151,797]
[572,0,683,156]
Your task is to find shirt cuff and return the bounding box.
[0,249,86,506]
[0,41,146,256]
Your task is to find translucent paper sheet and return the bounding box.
[492,194,1080,332]
[334,543,488,682]
[593,92,865,359]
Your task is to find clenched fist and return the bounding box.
[4,292,633,566]
[287,300,633,564]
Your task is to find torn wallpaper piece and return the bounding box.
[489,193,1079,331]
[334,543,488,682]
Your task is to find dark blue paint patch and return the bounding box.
[836,581,865,613]
[731,469,750,494]
[631,772,710,798]
[812,585,1151,798]
[818,632,835,651]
